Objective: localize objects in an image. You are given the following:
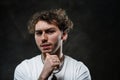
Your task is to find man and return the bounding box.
[14,8,91,80]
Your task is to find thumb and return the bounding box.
[46,53,51,57]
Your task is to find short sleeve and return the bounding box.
[14,60,31,80]
[75,62,91,80]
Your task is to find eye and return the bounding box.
[46,29,56,34]
[35,31,42,35]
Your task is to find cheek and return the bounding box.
[50,34,61,43]
[35,36,41,45]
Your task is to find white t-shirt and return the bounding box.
[14,55,91,80]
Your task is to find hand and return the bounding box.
[39,53,60,80]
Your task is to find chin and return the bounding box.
[42,50,52,54]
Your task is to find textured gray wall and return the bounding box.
[0,0,119,80]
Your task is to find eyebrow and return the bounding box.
[35,27,57,32]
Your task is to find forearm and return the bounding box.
[38,70,52,80]
[38,74,48,80]
[38,77,47,80]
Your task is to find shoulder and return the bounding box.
[64,55,91,79]
[65,55,89,71]
[17,55,41,67]
[65,55,85,66]
[14,55,42,79]
[14,55,41,73]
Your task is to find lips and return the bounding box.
[40,43,52,50]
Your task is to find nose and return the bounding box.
[41,32,48,43]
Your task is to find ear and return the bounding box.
[61,32,68,41]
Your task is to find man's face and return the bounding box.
[35,20,67,54]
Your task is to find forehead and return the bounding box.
[35,20,59,30]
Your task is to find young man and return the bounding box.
[14,8,91,80]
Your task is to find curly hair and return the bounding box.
[28,8,73,34]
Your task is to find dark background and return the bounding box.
[0,0,119,80]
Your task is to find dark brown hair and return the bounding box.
[28,8,73,34]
